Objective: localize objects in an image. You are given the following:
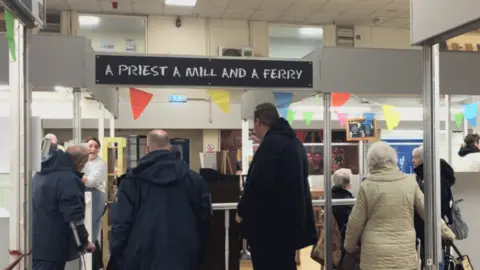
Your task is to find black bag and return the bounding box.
[443,241,474,270]
[338,248,360,270]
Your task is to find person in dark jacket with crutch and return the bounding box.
[32,145,95,270]
[412,146,455,269]
[108,130,211,270]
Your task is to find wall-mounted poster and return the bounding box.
[125,39,137,52]
[384,139,423,174]
[346,118,377,141]
[98,40,116,51]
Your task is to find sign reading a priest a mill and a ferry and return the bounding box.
[94,54,314,89]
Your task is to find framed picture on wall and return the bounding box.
[125,39,137,52]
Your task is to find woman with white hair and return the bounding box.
[331,168,354,231]
[343,141,455,270]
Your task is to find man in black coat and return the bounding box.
[109,130,211,270]
[412,146,455,269]
[237,103,317,270]
[32,146,95,270]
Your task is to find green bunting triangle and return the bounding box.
[4,10,16,61]
[286,109,295,125]
[454,112,464,128]
[303,112,313,126]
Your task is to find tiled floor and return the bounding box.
[240,248,320,270]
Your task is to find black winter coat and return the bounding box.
[414,159,455,243]
[32,150,88,262]
[237,118,317,250]
[108,150,212,270]
[331,186,354,232]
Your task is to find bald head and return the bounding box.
[45,133,57,144]
[66,145,90,172]
[146,130,170,153]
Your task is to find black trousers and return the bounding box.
[249,240,296,270]
[32,260,66,270]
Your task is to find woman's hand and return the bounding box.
[236,213,242,223]
[82,176,88,184]
[440,221,456,241]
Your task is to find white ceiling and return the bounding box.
[48,0,410,28]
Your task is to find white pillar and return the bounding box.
[109,112,115,137]
[241,119,250,174]
[98,102,105,144]
[9,19,29,269]
[444,95,452,164]
[72,88,82,144]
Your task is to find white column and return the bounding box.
[9,19,29,269]
[72,88,82,144]
[241,119,250,174]
[109,112,115,137]
[98,102,105,144]
[444,95,452,164]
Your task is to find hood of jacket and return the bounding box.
[39,149,75,174]
[458,146,479,157]
[130,150,188,186]
[413,159,455,187]
[332,185,353,198]
[440,158,456,187]
[368,164,408,182]
[264,118,296,140]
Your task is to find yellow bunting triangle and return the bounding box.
[382,104,401,130]
[208,89,230,114]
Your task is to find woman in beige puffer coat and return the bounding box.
[344,142,455,270]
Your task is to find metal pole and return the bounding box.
[98,102,105,146]
[358,141,364,178]
[422,44,442,270]
[444,95,452,164]
[241,119,250,174]
[322,93,333,270]
[224,210,230,270]
[73,88,82,144]
[23,27,33,270]
[109,112,115,137]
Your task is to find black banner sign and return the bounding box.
[95,55,313,89]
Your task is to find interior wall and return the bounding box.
[80,32,146,53]
[354,26,418,49]
[44,129,203,172]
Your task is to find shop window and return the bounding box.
[77,14,146,53]
[220,129,359,175]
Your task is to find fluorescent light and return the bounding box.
[78,15,100,27]
[299,27,323,38]
[165,0,197,7]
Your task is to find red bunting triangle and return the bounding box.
[129,88,153,120]
[332,93,351,107]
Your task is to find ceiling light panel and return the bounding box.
[165,0,197,7]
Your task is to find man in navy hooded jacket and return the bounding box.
[32,145,95,270]
[109,130,211,270]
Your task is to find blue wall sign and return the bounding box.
[169,95,187,103]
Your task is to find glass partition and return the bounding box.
[77,14,146,53]
[269,25,323,58]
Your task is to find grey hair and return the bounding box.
[367,141,398,170]
[412,146,423,162]
[332,168,352,188]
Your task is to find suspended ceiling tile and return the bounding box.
[228,0,262,10]
[286,0,328,14]
[373,1,408,17]
[307,12,338,24]
[344,1,387,16]
[318,1,354,13]
[257,0,296,12]
[250,10,283,21]
[193,7,226,17]
[335,14,370,25]
[163,6,194,16]
[132,1,164,14]
[196,0,230,8]
[277,13,308,23]
[380,17,409,28]
[222,9,255,20]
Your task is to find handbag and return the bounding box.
[338,248,360,270]
[444,241,473,270]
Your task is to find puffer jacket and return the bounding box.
[343,164,455,270]
[456,146,480,172]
